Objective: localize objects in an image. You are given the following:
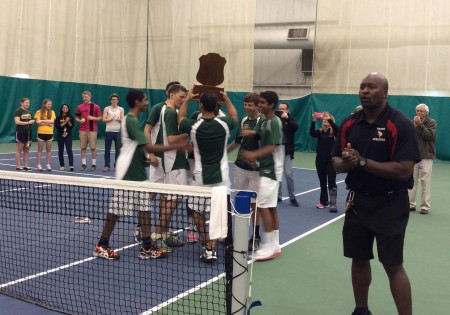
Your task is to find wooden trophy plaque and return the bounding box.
[193,53,226,102]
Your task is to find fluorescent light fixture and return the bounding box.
[13,73,30,79]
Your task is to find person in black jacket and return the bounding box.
[277,103,299,207]
[55,104,75,171]
[310,112,339,212]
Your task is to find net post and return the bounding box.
[231,192,253,315]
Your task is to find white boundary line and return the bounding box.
[0,166,346,314]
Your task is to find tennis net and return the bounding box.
[0,170,243,315]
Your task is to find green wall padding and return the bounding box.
[1,76,448,160]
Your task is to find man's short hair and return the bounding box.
[167,84,187,97]
[416,103,429,114]
[81,91,91,97]
[165,81,181,92]
[126,89,146,108]
[200,90,218,113]
[279,102,289,109]
[260,91,279,110]
[244,92,260,105]
[109,93,120,101]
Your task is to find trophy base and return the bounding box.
[192,85,224,103]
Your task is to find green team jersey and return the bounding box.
[146,102,164,147]
[116,114,148,181]
[156,105,188,172]
[254,115,284,181]
[234,115,264,171]
[179,115,236,185]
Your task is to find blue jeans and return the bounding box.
[57,134,74,167]
[278,154,296,199]
[104,131,119,168]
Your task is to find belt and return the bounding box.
[354,189,406,197]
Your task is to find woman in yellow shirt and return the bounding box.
[34,99,56,171]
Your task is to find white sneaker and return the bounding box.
[37,164,43,171]
[200,249,217,263]
[253,243,277,261]
[46,164,52,171]
[59,166,65,171]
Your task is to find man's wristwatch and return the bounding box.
[358,157,367,168]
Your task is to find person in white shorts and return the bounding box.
[240,91,284,261]
[227,92,264,250]
[178,89,238,263]
[93,89,186,260]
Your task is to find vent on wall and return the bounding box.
[287,28,309,40]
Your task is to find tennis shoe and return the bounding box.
[139,246,167,260]
[59,166,65,171]
[253,243,278,261]
[154,239,173,253]
[80,164,87,171]
[165,234,185,247]
[200,249,217,263]
[37,164,43,171]
[93,244,119,260]
[69,166,74,172]
[316,202,325,209]
[91,165,97,171]
[133,226,141,243]
[46,164,52,171]
[187,230,198,243]
[248,235,261,251]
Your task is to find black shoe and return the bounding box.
[91,165,97,171]
[409,207,416,212]
[290,198,299,207]
[351,307,372,315]
[80,164,87,171]
[278,197,283,203]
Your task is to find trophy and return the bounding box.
[193,53,226,102]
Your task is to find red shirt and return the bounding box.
[76,102,102,132]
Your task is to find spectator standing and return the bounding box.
[408,103,437,215]
[309,112,339,212]
[13,98,35,171]
[55,104,75,171]
[75,91,102,171]
[102,94,124,172]
[331,72,420,315]
[34,99,56,171]
[277,102,299,207]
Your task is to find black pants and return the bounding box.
[315,155,337,204]
[57,134,74,167]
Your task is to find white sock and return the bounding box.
[82,159,87,165]
[92,159,97,165]
[273,229,280,246]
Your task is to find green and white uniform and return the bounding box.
[156,105,188,174]
[146,103,165,183]
[234,115,264,171]
[255,116,284,181]
[116,114,148,181]
[111,114,150,215]
[179,116,236,186]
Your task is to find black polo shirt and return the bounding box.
[331,104,421,194]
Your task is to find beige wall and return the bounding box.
[0,0,255,91]
[313,0,450,96]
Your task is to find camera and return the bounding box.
[313,112,325,119]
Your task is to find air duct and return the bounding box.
[254,22,315,49]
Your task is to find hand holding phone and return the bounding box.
[313,112,325,119]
